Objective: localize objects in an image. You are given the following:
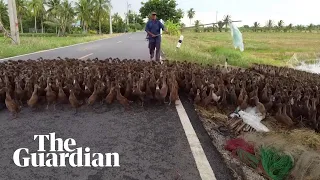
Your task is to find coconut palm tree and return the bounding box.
[93,0,111,34]
[307,23,314,33]
[76,0,93,33]
[45,0,74,36]
[187,8,195,26]
[28,0,44,33]
[253,22,260,32]
[46,0,61,34]
[296,25,304,32]
[0,0,8,27]
[16,0,28,33]
[223,15,231,32]
[39,1,46,33]
[266,20,273,32]
[277,20,284,32]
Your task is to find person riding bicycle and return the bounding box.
[145,12,167,61]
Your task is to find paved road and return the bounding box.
[0,32,233,180]
[1,32,151,61]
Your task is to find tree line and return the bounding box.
[2,0,319,37]
[242,20,320,33]
[186,8,320,33]
[0,0,145,36]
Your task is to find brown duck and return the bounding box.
[105,82,116,104]
[69,88,83,114]
[194,89,201,104]
[116,83,131,109]
[159,76,168,103]
[252,96,266,118]
[45,81,57,110]
[27,84,40,108]
[87,81,99,106]
[3,87,20,118]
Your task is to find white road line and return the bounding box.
[78,53,93,60]
[0,35,121,61]
[117,41,122,43]
[175,99,217,180]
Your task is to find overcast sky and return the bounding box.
[112,0,320,26]
[4,0,320,26]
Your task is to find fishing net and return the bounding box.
[243,131,320,180]
[236,148,260,169]
[289,151,320,180]
[225,138,255,154]
[260,147,294,180]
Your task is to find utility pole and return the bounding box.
[109,8,113,34]
[216,11,218,23]
[126,1,131,26]
[8,0,20,44]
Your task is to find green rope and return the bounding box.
[260,147,294,180]
[236,149,259,169]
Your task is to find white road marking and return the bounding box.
[78,53,93,60]
[175,99,217,180]
[117,41,122,43]
[0,35,121,61]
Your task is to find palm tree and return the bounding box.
[296,25,304,32]
[187,8,195,26]
[266,20,273,32]
[287,23,293,32]
[307,23,314,33]
[39,1,46,33]
[277,20,284,32]
[253,22,260,32]
[16,0,27,33]
[45,0,74,36]
[76,0,93,33]
[28,0,43,33]
[93,0,111,34]
[0,0,7,26]
[223,15,231,32]
[46,0,61,34]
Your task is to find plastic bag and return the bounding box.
[229,22,244,52]
[238,110,270,132]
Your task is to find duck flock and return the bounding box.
[0,58,319,132]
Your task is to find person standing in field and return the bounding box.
[145,12,167,61]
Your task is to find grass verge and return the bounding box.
[162,32,320,67]
[0,34,120,59]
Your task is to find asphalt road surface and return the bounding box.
[1,32,152,61]
[0,32,233,180]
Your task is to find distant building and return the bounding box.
[72,20,81,27]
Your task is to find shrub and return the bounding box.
[194,20,201,33]
[164,20,181,36]
[88,30,97,34]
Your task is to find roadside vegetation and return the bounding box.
[162,32,320,67]
[0,34,118,58]
[161,7,320,68]
[0,0,145,35]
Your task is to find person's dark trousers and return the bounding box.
[149,40,161,61]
